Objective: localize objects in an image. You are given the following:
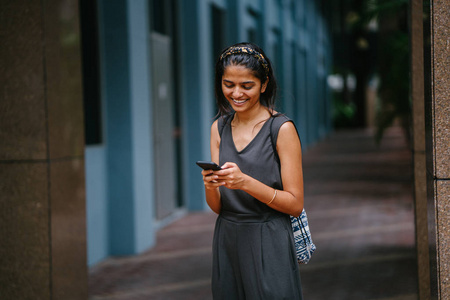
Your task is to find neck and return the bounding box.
[234,104,270,125]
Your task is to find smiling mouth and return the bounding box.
[232,98,249,104]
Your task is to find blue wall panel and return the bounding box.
[127,0,155,253]
[99,0,136,255]
[85,146,108,266]
[179,0,207,211]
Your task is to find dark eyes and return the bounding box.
[223,84,253,90]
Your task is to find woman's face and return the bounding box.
[221,65,267,113]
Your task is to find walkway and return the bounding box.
[89,127,418,300]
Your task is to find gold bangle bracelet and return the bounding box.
[267,189,277,205]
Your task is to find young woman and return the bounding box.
[201,42,304,299]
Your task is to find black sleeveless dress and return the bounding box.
[211,113,303,300]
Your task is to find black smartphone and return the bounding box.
[196,161,222,171]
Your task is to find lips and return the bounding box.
[232,98,249,105]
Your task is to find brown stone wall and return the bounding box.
[0,0,87,299]
[427,0,450,299]
[411,0,450,298]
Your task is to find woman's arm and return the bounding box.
[270,121,304,216]
[202,120,222,214]
[216,121,304,217]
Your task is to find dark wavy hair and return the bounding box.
[214,42,278,116]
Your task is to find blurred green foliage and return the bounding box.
[363,0,410,143]
[332,96,357,128]
[331,0,411,144]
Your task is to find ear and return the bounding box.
[261,77,268,93]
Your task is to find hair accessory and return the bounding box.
[220,46,269,75]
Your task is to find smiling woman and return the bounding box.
[221,65,267,112]
[214,43,277,116]
[200,42,305,300]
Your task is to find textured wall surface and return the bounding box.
[0,0,87,299]
[436,182,450,299]
[431,0,450,299]
[432,1,450,180]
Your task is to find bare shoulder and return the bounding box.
[211,119,220,144]
[211,119,220,136]
[211,119,219,130]
[278,121,299,141]
[277,120,301,152]
[279,120,296,133]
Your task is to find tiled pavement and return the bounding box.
[89,127,418,300]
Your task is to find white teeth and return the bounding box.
[233,99,248,104]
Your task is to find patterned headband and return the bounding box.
[219,46,269,75]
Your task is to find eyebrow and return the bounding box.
[222,79,256,84]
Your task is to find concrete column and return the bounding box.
[0,0,87,299]
[426,0,450,299]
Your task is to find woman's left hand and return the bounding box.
[216,162,247,190]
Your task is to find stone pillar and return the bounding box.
[425,0,450,299]
[0,0,87,299]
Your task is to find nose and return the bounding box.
[232,87,242,98]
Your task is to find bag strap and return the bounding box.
[296,214,312,243]
[218,114,233,137]
[268,116,280,166]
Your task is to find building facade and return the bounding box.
[83,0,333,266]
[2,0,450,299]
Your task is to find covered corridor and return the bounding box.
[89,126,417,299]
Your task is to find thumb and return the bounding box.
[221,162,236,169]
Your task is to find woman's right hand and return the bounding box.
[202,169,223,190]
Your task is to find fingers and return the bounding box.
[217,163,245,190]
[220,162,237,170]
[203,179,223,190]
[201,169,214,176]
[200,162,243,190]
[202,170,224,190]
[214,162,237,177]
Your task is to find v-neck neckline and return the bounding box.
[230,114,273,153]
